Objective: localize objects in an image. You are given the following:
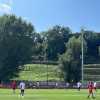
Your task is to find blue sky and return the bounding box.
[0,0,100,32]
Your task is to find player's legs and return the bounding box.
[94,87,97,92]
[92,92,95,99]
[21,89,24,96]
[20,89,22,96]
[88,90,95,99]
[77,87,80,91]
[87,93,91,98]
[13,88,15,94]
[79,87,80,91]
[88,90,92,98]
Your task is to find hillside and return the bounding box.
[12,64,61,81]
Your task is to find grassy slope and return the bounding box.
[12,63,100,81]
[13,64,60,81]
[0,89,99,100]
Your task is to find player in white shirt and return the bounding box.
[77,82,81,91]
[93,82,97,98]
[93,82,97,92]
[19,81,25,96]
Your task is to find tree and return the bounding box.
[0,15,34,80]
[84,31,98,56]
[59,36,87,82]
[44,25,71,60]
[83,30,100,64]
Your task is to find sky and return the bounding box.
[0,0,100,32]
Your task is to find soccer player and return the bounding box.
[11,80,17,94]
[77,81,81,91]
[19,81,25,96]
[93,81,97,98]
[93,82,97,92]
[87,81,95,99]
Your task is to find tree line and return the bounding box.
[0,14,100,82]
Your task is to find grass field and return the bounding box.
[0,89,99,100]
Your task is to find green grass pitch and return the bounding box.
[0,89,99,100]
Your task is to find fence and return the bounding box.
[1,81,100,89]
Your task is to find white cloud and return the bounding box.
[0,0,13,14]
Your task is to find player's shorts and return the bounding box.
[94,87,96,90]
[13,87,16,90]
[21,89,24,93]
[89,89,93,93]
[78,87,80,89]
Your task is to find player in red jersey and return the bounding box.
[87,81,95,99]
[11,80,17,94]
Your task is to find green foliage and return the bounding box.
[59,36,85,82]
[84,31,99,59]
[42,25,71,60]
[0,15,34,80]
[0,14,100,82]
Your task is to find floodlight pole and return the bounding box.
[47,60,48,85]
[44,37,48,85]
[45,51,48,85]
[81,29,84,83]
